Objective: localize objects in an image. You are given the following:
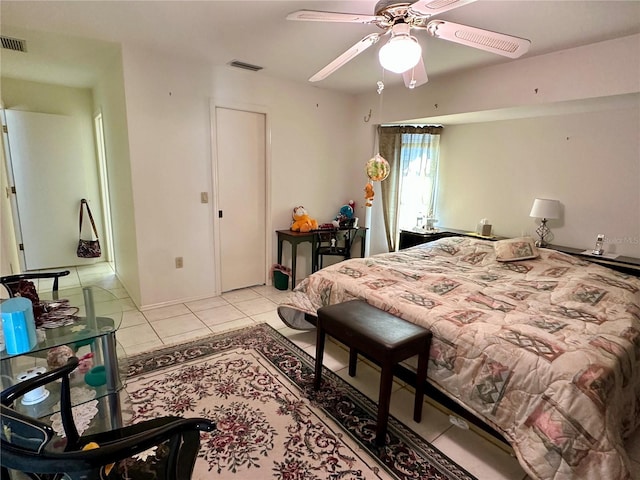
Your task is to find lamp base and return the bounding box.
[535,218,551,248]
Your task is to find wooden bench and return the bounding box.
[314,300,432,446]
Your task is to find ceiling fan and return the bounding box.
[287,0,531,89]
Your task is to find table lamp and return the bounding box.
[529,198,560,247]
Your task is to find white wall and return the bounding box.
[354,34,640,256]
[439,107,640,256]
[93,51,142,305]
[120,44,360,307]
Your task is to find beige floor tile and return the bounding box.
[233,297,278,316]
[195,304,247,326]
[148,313,207,338]
[334,361,403,402]
[250,310,284,329]
[117,298,137,312]
[122,339,164,356]
[143,304,191,322]
[57,274,82,289]
[302,337,349,372]
[117,323,161,348]
[250,285,291,300]
[431,425,527,480]
[221,288,261,303]
[81,274,122,290]
[109,288,130,299]
[389,388,454,443]
[120,310,149,328]
[280,328,316,350]
[161,327,214,346]
[185,296,228,312]
[76,262,114,275]
[207,317,256,334]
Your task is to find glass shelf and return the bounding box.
[1,286,125,427]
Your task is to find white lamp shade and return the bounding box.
[529,198,561,219]
[378,31,422,74]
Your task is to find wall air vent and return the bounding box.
[1,36,27,52]
[228,60,263,72]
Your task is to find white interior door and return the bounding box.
[215,107,266,291]
[5,110,91,270]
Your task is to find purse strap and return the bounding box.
[79,199,99,239]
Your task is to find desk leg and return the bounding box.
[101,331,122,429]
[312,234,318,273]
[291,243,297,290]
[277,238,283,265]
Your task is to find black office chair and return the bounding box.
[1,357,216,480]
[1,270,71,300]
[316,228,357,270]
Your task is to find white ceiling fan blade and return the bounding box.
[426,20,531,58]
[287,10,382,24]
[410,0,477,17]
[402,56,428,89]
[309,33,381,82]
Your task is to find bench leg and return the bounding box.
[414,351,428,422]
[348,348,358,377]
[314,327,326,390]
[414,334,432,422]
[376,362,394,446]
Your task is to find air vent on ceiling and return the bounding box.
[228,60,263,72]
[1,36,27,52]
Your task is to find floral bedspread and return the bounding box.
[277,236,640,480]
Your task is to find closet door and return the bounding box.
[5,110,90,270]
[214,107,266,291]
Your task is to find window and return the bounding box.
[397,133,440,232]
[378,125,442,251]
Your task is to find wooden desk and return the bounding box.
[276,228,367,290]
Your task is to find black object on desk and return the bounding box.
[276,228,367,289]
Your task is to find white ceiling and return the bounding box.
[1,0,639,95]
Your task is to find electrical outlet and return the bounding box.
[175,257,183,268]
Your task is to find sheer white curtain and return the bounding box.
[379,126,442,251]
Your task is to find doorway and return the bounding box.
[93,111,115,266]
[212,105,269,292]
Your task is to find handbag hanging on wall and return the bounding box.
[76,198,101,258]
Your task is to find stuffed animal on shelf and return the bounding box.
[364,182,375,207]
[332,200,356,227]
[290,206,318,233]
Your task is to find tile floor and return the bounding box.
[23,262,640,479]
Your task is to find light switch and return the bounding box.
[201,192,209,203]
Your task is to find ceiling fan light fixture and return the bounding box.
[378,24,422,74]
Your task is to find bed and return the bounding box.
[277,236,640,480]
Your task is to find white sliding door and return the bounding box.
[214,106,267,291]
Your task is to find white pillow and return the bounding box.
[494,237,539,262]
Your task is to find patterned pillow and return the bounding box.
[494,237,539,262]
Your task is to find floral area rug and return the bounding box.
[125,324,476,480]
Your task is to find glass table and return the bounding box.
[1,286,124,430]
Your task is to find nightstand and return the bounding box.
[399,228,505,250]
[547,244,640,277]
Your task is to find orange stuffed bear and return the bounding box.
[290,206,318,233]
[364,182,375,207]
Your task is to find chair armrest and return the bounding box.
[1,357,79,406]
[2,417,216,473]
